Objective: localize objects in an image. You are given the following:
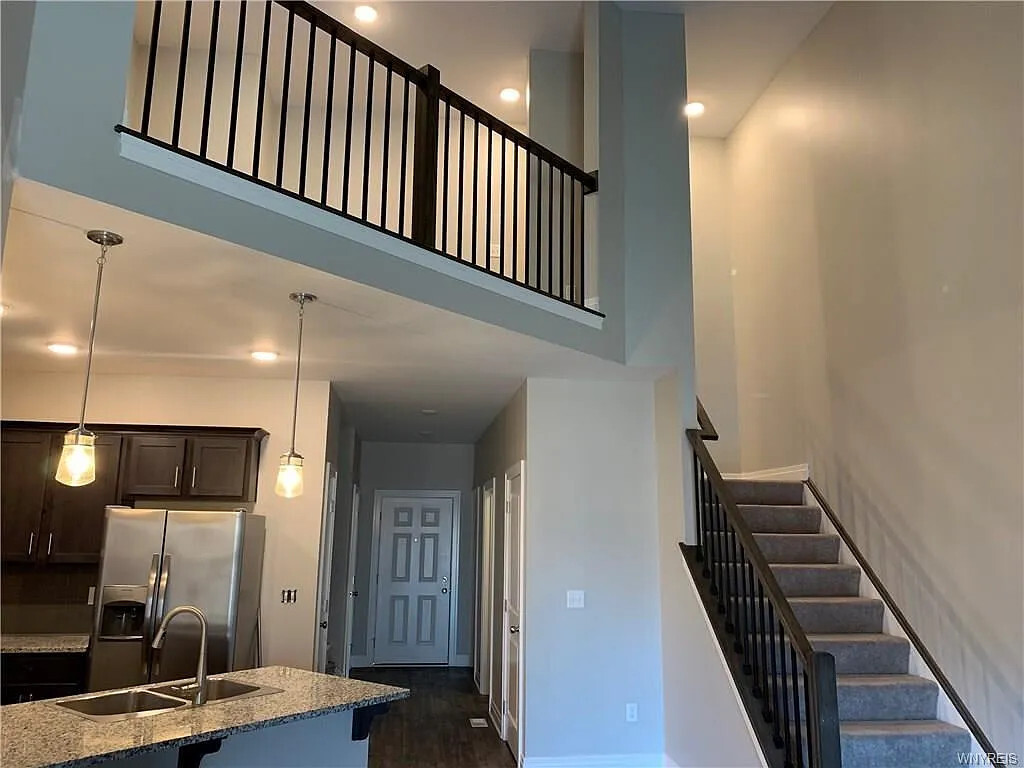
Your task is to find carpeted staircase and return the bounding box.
[726,478,972,768]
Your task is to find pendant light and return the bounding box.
[55,230,123,487]
[276,292,317,498]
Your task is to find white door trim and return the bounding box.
[502,461,525,765]
[366,489,462,666]
[341,484,360,675]
[475,480,496,696]
[313,464,337,673]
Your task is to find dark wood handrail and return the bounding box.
[805,478,1004,764]
[696,397,718,441]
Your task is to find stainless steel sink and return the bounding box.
[53,688,190,722]
[150,678,281,705]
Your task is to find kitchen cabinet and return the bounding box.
[186,436,253,498]
[46,434,123,563]
[0,431,51,562]
[121,435,187,497]
[1,652,87,704]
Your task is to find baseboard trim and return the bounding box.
[451,653,472,667]
[722,463,808,482]
[489,702,503,737]
[523,755,675,767]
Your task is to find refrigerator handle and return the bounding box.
[155,554,172,626]
[143,553,160,678]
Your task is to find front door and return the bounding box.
[373,495,454,665]
[503,463,524,761]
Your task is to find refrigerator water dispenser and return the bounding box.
[97,586,148,640]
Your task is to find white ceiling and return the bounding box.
[2,181,645,443]
[133,0,828,139]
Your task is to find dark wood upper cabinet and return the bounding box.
[121,436,187,497]
[1,431,51,562]
[186,437,251,498]
[46,434,122,563]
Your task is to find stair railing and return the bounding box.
[682,400,841,768]
[116,0,598,313]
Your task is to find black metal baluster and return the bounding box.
[320,35,337,206]
[199,0,220,158]
[716,496,730,615]
[758,581,772,722]
[380,66,392,226]
[780,633,794,766]
[708,478,722,598]
[524,153,531,286]
[252,1,271,178]
[472,119,479,265]
[341,45,357,214]
[791,648,804,768]
[456,111,464,258]
[693,453,703,562]
[743,558,757,679]
[141,0,163,135]
[569,179,576,303]
[441,99,450,254]
[580,183,586,306]
[547,161,554,294]
[731,538,745,652]
[803,669,815,768]
[768,606,783,746]
[399,79,410,234]
[485,126,493,273]
[361,53,375,221]
[727,520,739,635]
[298,19,316,198]
[171,0,193,148]
[226,0,246,168]
[499,136,506,276]
[559,168,565,298]
[275,8,295,188]
[512,144,519,282]
[535,160,542,288]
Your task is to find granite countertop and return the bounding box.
[0,665,409,768]
[1,634,91,654]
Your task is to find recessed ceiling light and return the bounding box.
[500,88,521,104]
[47,342,79,356]
[421,409,438,416]
[419,430,433,437]
[684,101,705,118]
[250,350,279,362]
[354,5,378,23]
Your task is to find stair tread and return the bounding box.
[771,563,859,570]
[810,633,908,644]
[838,674,937,688]
[789,596,880,604]
[841,720,968,736]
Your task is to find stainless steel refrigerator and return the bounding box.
[88,506,265,692]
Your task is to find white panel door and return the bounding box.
[503,463,524,762]
[373,496,454,665]
[314,467,337,673]
[342,486,360,675]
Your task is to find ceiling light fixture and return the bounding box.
[499,88,521,104]
[251,350,279,362]
[47,342,80,356]
[684,101,706,118]
[276,292,317,499]
[55,230,123,487]
[354,5,378,23]
[421,409,438,416]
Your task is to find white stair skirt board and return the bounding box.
[721,463,809,483]
[523,755,678,767]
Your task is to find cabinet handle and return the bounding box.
[28,532,35,556]
[191,466,197,489]
[173,465,180,488]
[47,533,53,556]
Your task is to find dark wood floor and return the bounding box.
[350,667,515,768]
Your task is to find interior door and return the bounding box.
[372,495,454,665]
[503,463,524,762]
[314,466,337,673]
[342,485,360,675]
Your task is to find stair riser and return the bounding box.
[812,639,910,675]
[754,534,840,564]
[726,480,805,506]
[738,505,821,534]
[790,601,883,633]
[770,566,861,597]
[837,682,939,722]
[840,730,972,768]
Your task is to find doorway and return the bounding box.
[368,491,461,665]
[474,480,495,696]
[501,461,524,763]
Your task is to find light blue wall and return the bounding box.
[1,0,36,248]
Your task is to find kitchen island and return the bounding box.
[0,666,409,768]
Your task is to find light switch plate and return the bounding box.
[566,590,585,609]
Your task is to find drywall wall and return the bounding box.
[0,0,36,248]
[350,440,475,663]
[473,383,526,712]
[524,378,665,761]
[688,137,740,472]
[1,370,332,670]
[722,2,1023,751]
[528,49,584,167]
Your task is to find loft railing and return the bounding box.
[117,0,598,313]
[682,401,841,768]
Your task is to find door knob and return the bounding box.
[509,625,520,634]
[319,621,328,629]
[348,591,359,597]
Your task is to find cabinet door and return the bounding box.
[186,437,250,497]
[46,433,122,563]
[122,436,186,496]
[1,431,50,562]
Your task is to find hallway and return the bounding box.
[350,667,515,768]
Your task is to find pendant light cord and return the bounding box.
[77,245,108,434]
[289,297,305,453]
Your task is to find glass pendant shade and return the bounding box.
[275,452,304,498]
[55,430,96,487]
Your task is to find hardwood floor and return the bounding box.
[350,667,515,768]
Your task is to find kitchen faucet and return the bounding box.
[153,605,209,705]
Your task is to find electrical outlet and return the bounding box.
[87,586,96,606]
[625,703,638,722]
[281,589,298,604]
[566,590,585,609]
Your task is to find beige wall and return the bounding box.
[694,1,1023,751]
[2,370,332,670]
